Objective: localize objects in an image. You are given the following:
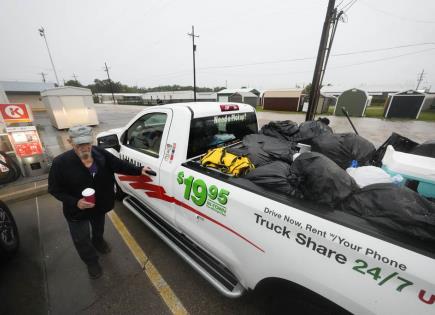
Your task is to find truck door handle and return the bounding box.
[145,169,157,176]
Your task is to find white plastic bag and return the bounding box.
[346,166,393,188]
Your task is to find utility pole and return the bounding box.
[39,72,47,83]
[72,73,78,82]
[104,62,116,104]
[416,69,425,90]
[187,26,199,102]
[38,27,60,86]
[318,9,343,90]
[305,0,337,121]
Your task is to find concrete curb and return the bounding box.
[0,182,48,203]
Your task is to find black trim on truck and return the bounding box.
[183,160,435,260]
[124,196,241,293]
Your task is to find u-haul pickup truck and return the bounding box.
[97,102,435,314]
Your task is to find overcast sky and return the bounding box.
[1,0,435,91]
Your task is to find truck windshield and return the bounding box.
[188,112,258,158]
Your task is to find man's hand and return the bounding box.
[141,166,152,176]
[77,198,95,210]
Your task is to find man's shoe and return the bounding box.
[87,261,102,279]
[92,239,111,254]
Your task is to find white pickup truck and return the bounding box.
[97,102,435,314]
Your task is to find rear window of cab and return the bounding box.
[187,112,258,158]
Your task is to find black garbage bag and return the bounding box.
[288,119,333,145]
[244,161,300,196]
[311,133,376,169]
[290,152,358,207]
[260,120,299,142]
[228,134,295,167]
[371,133,419,167]
[342,183,435,242]
[410,140,435,158]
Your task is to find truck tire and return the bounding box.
[0,200,19,259]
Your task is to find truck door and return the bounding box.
[116,108,175,224]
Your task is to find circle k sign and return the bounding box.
[0,104,32,123]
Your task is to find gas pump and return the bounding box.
[0,103,49,177]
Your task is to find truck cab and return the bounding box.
[98,102,256,225]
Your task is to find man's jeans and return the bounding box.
[67,213,105,265]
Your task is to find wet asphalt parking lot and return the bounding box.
[1,103,435,315]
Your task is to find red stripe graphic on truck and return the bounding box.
[118,175,265,253]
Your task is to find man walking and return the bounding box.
[49,125,148,279]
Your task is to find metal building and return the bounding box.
[0,81,56,111]
[317,93,336,114]
[216,88,259,107]
[384,90,426,119]
[334,88,371,117]
[261,89,305,111]
[41,87,99,129]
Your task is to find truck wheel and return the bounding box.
[0,200,19,259]
[115,183,127,201]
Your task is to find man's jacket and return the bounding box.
[48,146,142,221]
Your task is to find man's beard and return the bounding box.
[78,151,90,160]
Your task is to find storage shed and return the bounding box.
[334,88,370,117]
[261,89,305,111]
[223,92,258,107]
[384,90,426,119]
[217,88,259,107]
[317,93,336,114]
[41,87,99,129]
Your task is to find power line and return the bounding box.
[139,43,435,80]
[343,0,358,13]
[360,0,435,23]
[335,0,346,10]
[200,56,314,70]
[242,47,435,77]
[333,42,435,56]
[192,42,435,72]
[331,47,435,69]
[340,0,357,12]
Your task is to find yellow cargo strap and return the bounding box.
[200,147,255,176]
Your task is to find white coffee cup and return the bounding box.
[82,188,95,204]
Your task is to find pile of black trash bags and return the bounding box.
[229,119,435,243]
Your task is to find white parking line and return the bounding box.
[35,188,51,314]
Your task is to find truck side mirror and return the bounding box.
[97,134,121,152]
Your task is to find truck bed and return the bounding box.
[183,159,435,259]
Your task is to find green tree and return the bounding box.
[87,79,124,94]
[85,80,229,94]
[303,83,312,96]
[65,80,84,88]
